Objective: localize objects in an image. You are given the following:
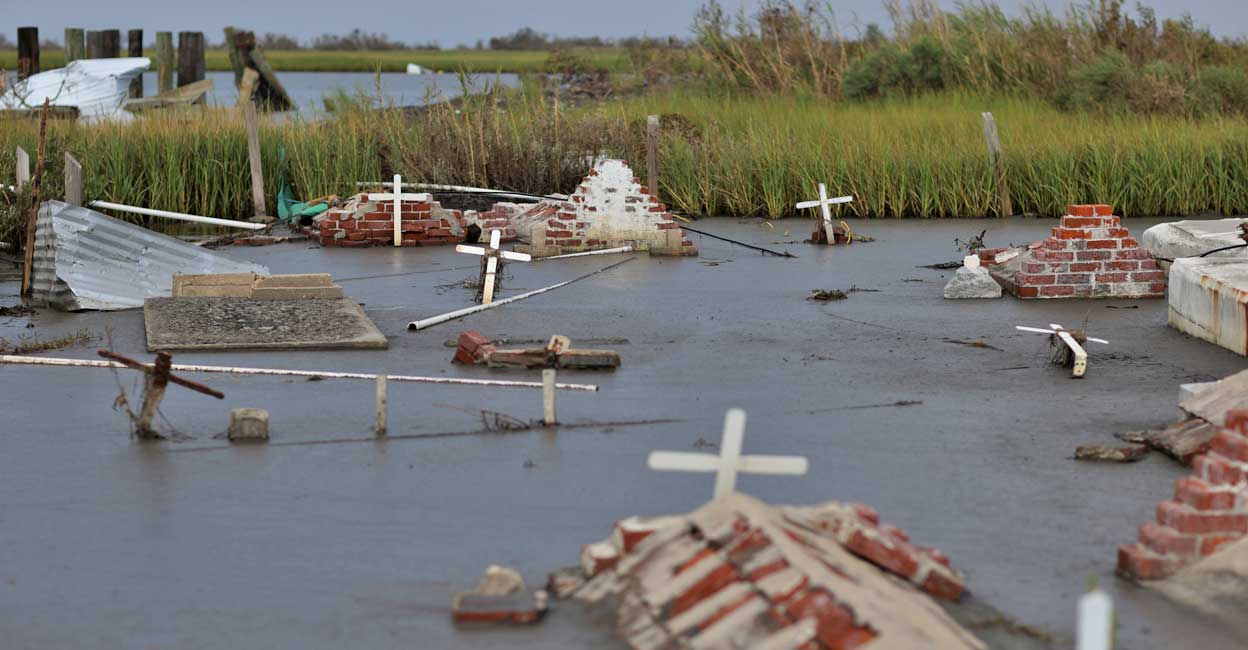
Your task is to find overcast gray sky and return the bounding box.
[3,0,1246,46]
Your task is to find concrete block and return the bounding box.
[172,272,257,297]
[1181,382,1217,403]
[1168,258,1248,356]
[253,273,334,289]
[228,408,269,441]
[174,284,255,298]
[250,286,344,300]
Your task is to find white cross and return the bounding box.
[647,408,808,499]
[795,183,853,241]
[455,229,532,304]
[1016,323,1109,378]
[1076,588,1113,650]
[367,173,431,247]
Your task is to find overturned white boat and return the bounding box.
[1,58,150,123]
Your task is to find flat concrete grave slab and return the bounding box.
[143,297,387,351]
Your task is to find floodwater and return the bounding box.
[0,217,1244,649]
[136,70,521,114]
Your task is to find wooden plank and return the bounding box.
[63,153,82,206]
[236,68,259,108]
[20,101,50,301]
[243,100,266,217]
[125,79,213,112]
[981,112,1013,217]
[646,115,659,198]
[247,48,294,111]
[177,31,206,87]
[15,146,29,189]
[155,32,174,94]
[1180,368,1248,426]
[127,29,144,98]
[17,27,39,79]
[1141,418,1217,465]
[64,28,85,63]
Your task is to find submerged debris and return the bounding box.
[0,304,36,318]
[1074,444,1151,462]
[807,288,848,301]
[0,328,95,355]
[452,565,549,626]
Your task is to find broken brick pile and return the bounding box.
[511,160,698,258]
[317,195,515,248]
[989,205,1165,299]
[1119,410,1248,580]
[552,493,982,650]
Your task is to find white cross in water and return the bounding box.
[796,183,853,241]
[1076,588,1113,650]
[647,408,808,499]
[367,174,431,247]
[455,229,532,304]
[1016,323,1110,378]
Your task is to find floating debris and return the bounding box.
[807,289,848,301]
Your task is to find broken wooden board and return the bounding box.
[1121,418,1218,465]
[1180,368,1248,427]
[144,297,387,351]
[124,79,213,112]
[487,348,622,370]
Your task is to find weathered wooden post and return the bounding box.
[243,100,267,218]
[981,112,1013,217]
[96,349,225,439]
[224,26,245,87]
[20,100,50,302]
[64,153,83,207]
[85,30,103,59]
[155,32,174,94]
[646,115,660,198]
[17,27,39,79]
[177,32,206,87]
[101,29,121,58]
[542,369,557,425]
[64,28,85,63]
[127,29,144,98]
[375,375,388,436]
[15,146,30,189]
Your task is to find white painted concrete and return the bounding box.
[1168,258,1248,356]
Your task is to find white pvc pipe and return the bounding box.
[0,355,599,391]
[534,246,633,261]
[408,258,634,331]
[89,200,268,231]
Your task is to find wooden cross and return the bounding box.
[647,408,808,499]
[1015,323,1109,378]
[480,334,621,370]
[366,173,431,247]
[98,349,224,438]
[455,229,531,304]
[796,183,853,245]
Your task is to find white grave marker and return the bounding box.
[366,173,430,247]
[1076,588,1113,650]
[1016,323,1109,378]
[647,408,808,499]
[455,229,532,304]
[795,183,853,243]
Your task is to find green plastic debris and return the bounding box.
[277,180,331,224]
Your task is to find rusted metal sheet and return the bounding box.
[30,201,268,311]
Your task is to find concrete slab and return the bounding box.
[143,297,387,351]
[1142,218,1247,263]
[2,217,1246,650]
[1168,258,1248,355]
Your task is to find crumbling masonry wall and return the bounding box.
[318,196,515,248]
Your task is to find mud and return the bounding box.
[0,217,1243,649]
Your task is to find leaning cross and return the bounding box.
[647,408,809,499]
[796,183,853,244]
[455,229,532,304]
[1015,323,1110,378]
[366,173,431,247]
[98,349,224,438]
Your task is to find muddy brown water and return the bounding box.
[1,217,1244,649]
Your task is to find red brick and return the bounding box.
[1212,431,1248,463]
[1042,238,1070,251]
[1068,205,1096,217]
[1062,217,1104,228]
[1018,273,1056,285]
[1149,282,1166,294]
[669,562,739,617]
[547,230,573,239]
[337,239,371,248]
[1194,453,1248,486]
[1053,228,1091,240]
[1077,250,1111,261]
[1015,286,1040,298]
[845,530,919,579]
[348,231,366,241]
[1036,250,1075,262]
[1096,272,1129,283]
[1122,237,1139,247]
[1139,521,1198,557]
[1157,500,1248,535]
[1175,476,1237,511]
[1117,543,1179,580]
[1040,285,1076,297]
[1087,239,1119,250]
[1055,273,1091,284]
[1132,271,1166,282]
[1091,204,1114,216]
[1228,411,1248,435]
[1070,262,1101,272]
[1201,535,1241,556]
[850,504,879,525]
[1138,259,1161,271]
[1105,260,1139,271]
[1115,248,1151,260]
[919,569,965,601]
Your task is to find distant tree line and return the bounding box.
[485,27,686,50]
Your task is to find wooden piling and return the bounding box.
[20,100,50,302]
[85,31,103,59]
[155,32,174,94]
[375,376,388,436]
[243,100,267,217]
[127,30,144,98]
[646,115,660,198]
[64,153,82,206]
[542,369,557,425]
[64,28,85,63]
[177,32,206,87]
[100,30,121,58]
[981,112,1013,217]
[15,146,30,189]
[17,27,39,79]
[135,351,172,438]
[224,26,244,87]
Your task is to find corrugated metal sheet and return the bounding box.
[1,58,149,123]
[31,201,268,311]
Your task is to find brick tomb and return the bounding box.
[988,204,1165,299]
[317,194,515,248]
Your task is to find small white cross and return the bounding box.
[796,183,853,241]
[1016,323,1109,378]
[455,229,532,304]
[647,408,808,499]
[367,174,431,247]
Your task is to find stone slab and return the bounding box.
[1142,218,1247,263]
[250,286,345,300]
[943,266,1003,299]
[253,273,334,289]
[143,297,388,351]
[228,408,270,441]
[1168,258,1248,356]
